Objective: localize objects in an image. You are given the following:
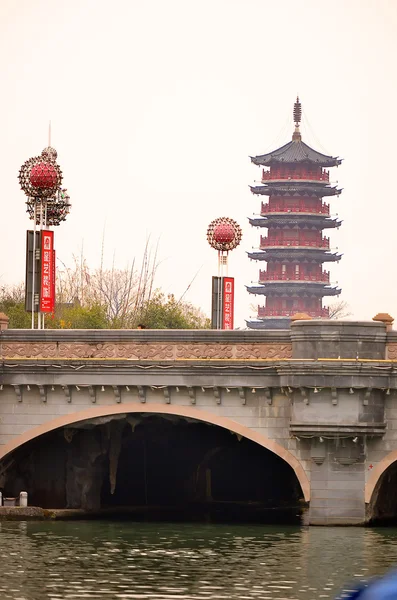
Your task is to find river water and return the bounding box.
[1,521,397,600]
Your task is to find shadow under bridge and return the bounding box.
[0,410,307,524]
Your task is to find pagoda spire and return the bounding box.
[292,96,302,142]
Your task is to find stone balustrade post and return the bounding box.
[19,491,28,507]
[0,313,9,330]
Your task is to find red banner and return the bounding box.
[52,249,56,316]
[222,277,234,330]
[40,231,55,313]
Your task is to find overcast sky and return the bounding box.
[1,0,396,327]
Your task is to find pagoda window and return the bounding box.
[286,299,294,309]
[282,264,286,274]
[305,198,319,210]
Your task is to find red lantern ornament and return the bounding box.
[213,223,236,244]
[18,148,63,199]
[207,217,242,252]
[29,162,58,189]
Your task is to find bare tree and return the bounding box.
[89,266,139,327]
[55,241,160,328]
[0,283,25,304]
[328,299,352,319]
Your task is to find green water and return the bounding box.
[1,522,397,599]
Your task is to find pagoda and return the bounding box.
[246,98,342,329]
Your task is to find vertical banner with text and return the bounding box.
[222,277,234,330]
[52,249,56,316]
[40,230,55,313]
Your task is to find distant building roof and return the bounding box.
[246,318,290,330]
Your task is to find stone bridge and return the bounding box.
[1,317,397,525]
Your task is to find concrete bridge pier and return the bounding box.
[289,318,393,525]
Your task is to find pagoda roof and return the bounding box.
[251,140,341,167]
[249,216,342,229]
[250,184,341,197]
[246,283,341,297]
[247,249,342,262]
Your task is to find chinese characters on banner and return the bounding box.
[40,230,55,313]
[52,249,56,315]
[222,277,234,330]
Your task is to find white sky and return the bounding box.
[1,0,396,327]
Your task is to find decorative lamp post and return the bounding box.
[18,144,71,329]
[207,217,242,330]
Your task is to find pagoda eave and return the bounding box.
[250,185,341,197]
[247,250,342,262]
[246,318,290,330]
[248,216,342,229]
[251,157,342,168]
[246,284,341,296]
[250,140,342,168]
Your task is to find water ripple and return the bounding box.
[0,522,397,599]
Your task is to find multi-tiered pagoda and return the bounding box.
[246,98,342,330]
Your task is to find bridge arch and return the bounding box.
[365,451,397,504]
[0,403,310,501]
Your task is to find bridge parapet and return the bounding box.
[0,328,292,361]
[291,320,387,360]
[1,319,394,361]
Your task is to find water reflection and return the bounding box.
[0,522,397,599]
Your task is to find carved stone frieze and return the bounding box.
[235,344,292,359]
[387,343,397,360]
[58,343,174,360]
[1,343,57,358]
[0,342,175,360]
[58,343,97,359]
[131,345,174,360]
[176,344,233,359]
[0,340,292,361]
